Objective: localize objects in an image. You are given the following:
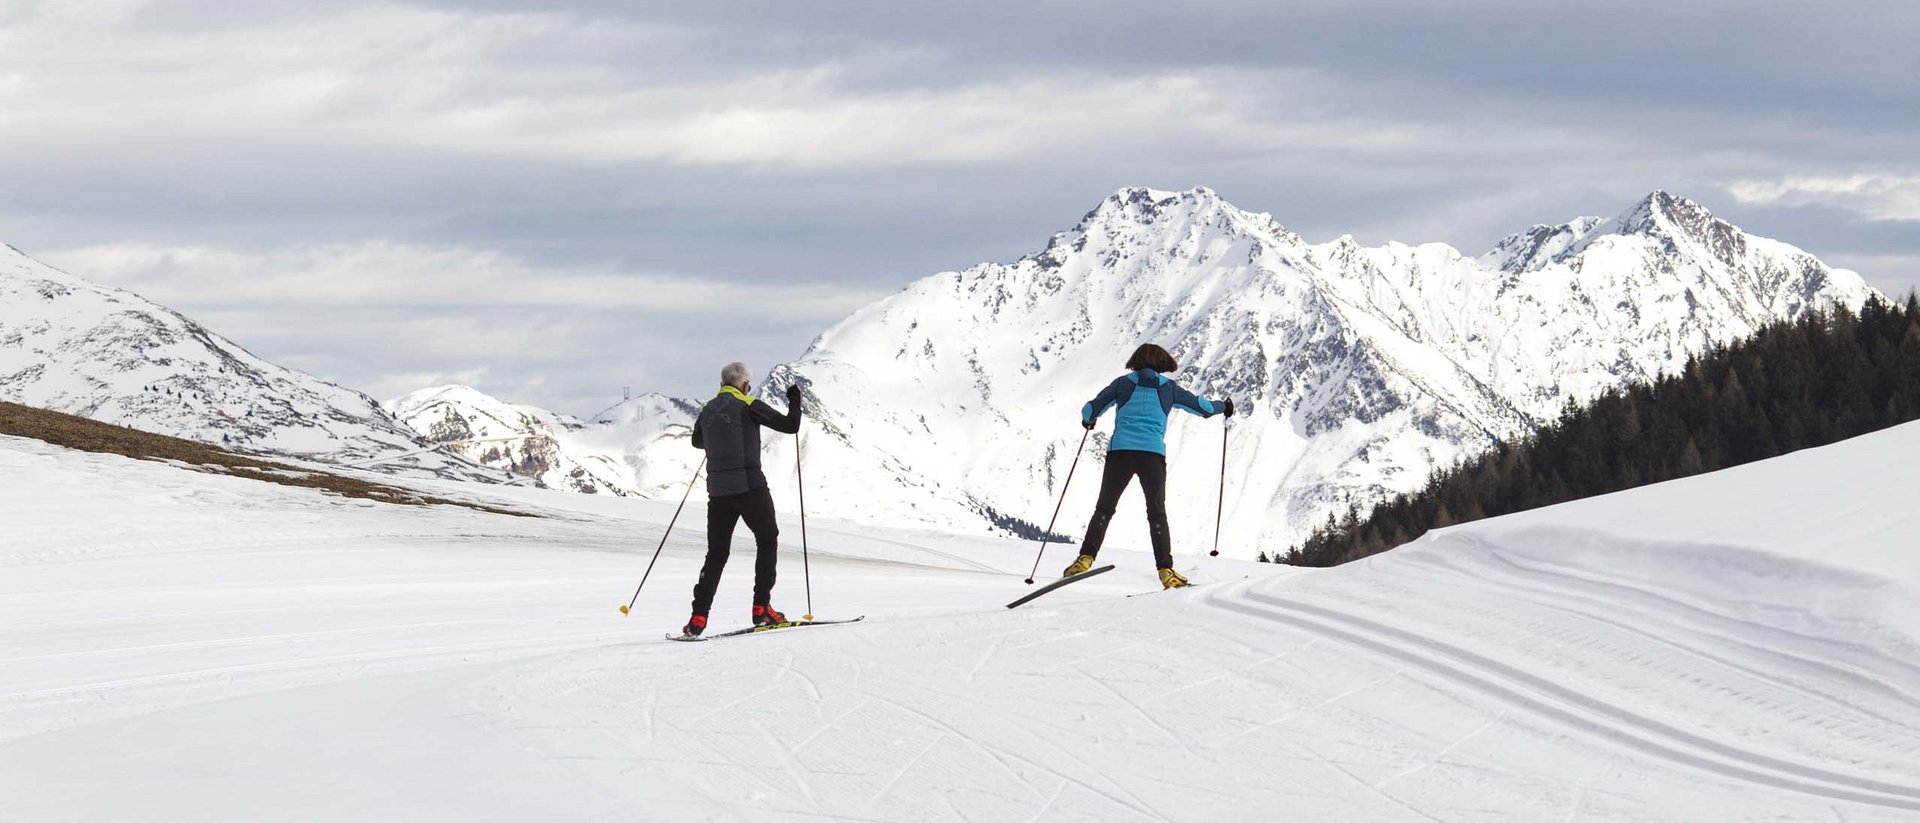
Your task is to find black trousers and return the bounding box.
[1079,450,1173,568]
[689,487,780,616]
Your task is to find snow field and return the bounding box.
[4,422,1920,821]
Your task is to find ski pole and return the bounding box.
[1212,415,1227,557]
[619,457,705,616]
[1024,429,1090,584]
[796,432,814,621]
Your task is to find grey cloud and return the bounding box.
[4,0,1918,413]
[195,300,846,417]
[436,1,1920,117]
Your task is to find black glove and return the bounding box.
[1081,418,1095,430]
[786,384,803,407]
[1221,398,1235,418]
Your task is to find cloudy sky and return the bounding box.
[4,1,1916,415]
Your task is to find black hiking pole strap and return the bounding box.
[796,431,813,619]
[1025,429,1089,584]
[1212,419,1227,557]
[622,456,705,615]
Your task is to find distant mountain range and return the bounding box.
[386,384,700,497]
[0,188,1877,557]
[0,243,505,482]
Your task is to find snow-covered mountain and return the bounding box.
[387,385,700,496]
[728,187,1876,558]
[0,243,506,481]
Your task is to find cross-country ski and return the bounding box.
[1005,564,1115,608]
[666,616,866,642]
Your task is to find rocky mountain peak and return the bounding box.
[1078,186,1241,230]
[725,187,1877,556]
[1481,217,1607,273]
[1593,189,1741,253]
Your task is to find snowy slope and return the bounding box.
[386,385,701,496]
[4,417,1919,821]
[0,243,505,481]
[722,188,1875,557]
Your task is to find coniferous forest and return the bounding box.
[1277,293,1920,567]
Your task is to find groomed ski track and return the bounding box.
[4,424,1920,821]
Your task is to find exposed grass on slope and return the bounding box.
[0,401,534,518]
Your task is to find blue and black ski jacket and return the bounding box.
[1081,369,1222,455]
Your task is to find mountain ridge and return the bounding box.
[732,186,1875,556]
[391,186,1873,556]
[0,244,507,482]
[385,384,701,497]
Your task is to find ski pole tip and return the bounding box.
[1023,577,1035,585]
[1209,550,1219,557]
[618,605,630,615]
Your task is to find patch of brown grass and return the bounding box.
[0,401,534,517]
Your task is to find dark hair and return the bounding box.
[1125,343,1178,373]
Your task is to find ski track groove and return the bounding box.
[786,650,825,703]
[1073,665,1200,760]
[1561,754,1619,823]
[867,694,1051,799]
[790,698,875,756]
[868,694,1173,823]
[1144,666,1235,704]
[1020,781,1069,823]
[1411,556,1920,706]
[1296,739,1451,823]
[0,630,631,705]
[1208,586,1920,811]
[963,635,1008,685]
[1375,710,1506,790]
[685,652,802,725]
[764,723,822,810]
[1033,629,1181,674]
[1329,558,1920,768]
[642,684,659,742]
[865,731,945,816]
[1226,670,1400,742]
[1403,547,1920,721]
[0,617,536,666]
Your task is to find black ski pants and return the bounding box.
[689,487,779,616]
[1079,449,1173,568]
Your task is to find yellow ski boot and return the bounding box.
[1062,553,1096,577]
[1158,567,1192,590]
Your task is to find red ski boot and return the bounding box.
[751,604,788,627]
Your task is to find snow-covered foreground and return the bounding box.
[4,425,1919,822]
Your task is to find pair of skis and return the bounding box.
[670,562,1200,642]
[666,615,865,642]
[1007,564,1217,608]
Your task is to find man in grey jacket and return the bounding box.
[681,361,803,637]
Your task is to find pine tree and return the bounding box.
[1678,437,1704,476]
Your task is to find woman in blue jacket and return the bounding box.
[1067,343,1233,588]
